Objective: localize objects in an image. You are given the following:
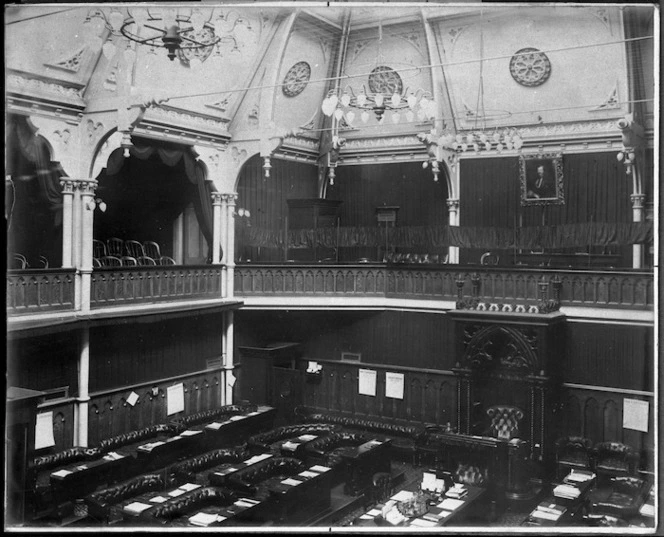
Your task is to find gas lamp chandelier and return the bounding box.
[321,19,437,125]
[82,6,250,64]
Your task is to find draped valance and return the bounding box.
[240,222,653,250]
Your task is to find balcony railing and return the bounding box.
[90,265,223,308]
[6,268,76,315]
[234,264,654,310]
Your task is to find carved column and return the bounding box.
[223,193,238,298]
[447,199,460,264]
[75,327,91,447]
[631,193,645,269]
[223,310,235,405]
[78,179,97,313]
[60,179,76,268]
[211,192,224,264]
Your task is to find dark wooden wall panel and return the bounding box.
[301,360,457,427]
[564,322,652,391]
[88,369,222,444]
[90,314,223,393]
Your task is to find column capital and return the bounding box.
[68,177,98,195]
[222,192,238,205]
[630,193,646,207]
[60,178,77,193]
[211,191,224,205]
[446,198,460,210]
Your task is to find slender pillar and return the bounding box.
[72,182,83,309]
[223,193,238,298]
[211,192,223,264]
[447,199,460,264]
[631,193,645,269]
[173,213,184,265]
[224,310,235,405]
[60,179,75,268]
[75,327,91,447]
[78,179,97,313]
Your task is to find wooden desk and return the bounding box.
[266,464,333,524]
[350,475,486,528]
[208,453,273,487]
[202,406,276,449]
[337,438,391,496]
[49,451,133,500]
[522,474,596,526]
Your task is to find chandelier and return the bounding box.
[438,128,524,153]
[83,7,250,64]
[321,18,436,124]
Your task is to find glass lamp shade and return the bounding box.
[374,93,384,107]
[356,93,367,107]
[190,10,206,32]
[340,93,351,107]
[361,110,370,123]
[103,42,117,60]
[334,108,344,121]
[109,10,126,32]
[162,8,177,28]
[391,92,401,107]
[407,93,418,109]
[405,110,414,123]
[391,111,400,124]
[346,110,355,123]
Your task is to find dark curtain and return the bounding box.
[6,115,63,267]
[236,155,318,262]
[102,142,214,259]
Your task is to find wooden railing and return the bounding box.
[90,265,223,308]
[234,264,654,310]
[6,268,76,315]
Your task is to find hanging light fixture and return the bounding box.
[83,6,251,63]
[321,18,436,123]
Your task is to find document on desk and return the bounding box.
[181,430,203,437]
[281,478,303,486]
[103,451,124,461]
[181,483,201,491]
[124,502,152,514]
[390,490,414,502]
[438,498,465,511]
[299,470,319,478]
[206,422,223,430]
[168,488,186,497]
[410,517,438,527]
[229,415,245,421]
[310,465,331,472]
[188,512,220,526]
[298,434,317,442]
[149,496,168,503]
[51,469,73,478]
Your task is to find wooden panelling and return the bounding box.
[6,269,75,315]
[234,264,653,310]
[90,265,223,307]
[88,369,223,445]
[89,315,223,393]
[558,385,654,468]
[564,322,653,391]
[300,359,458,427]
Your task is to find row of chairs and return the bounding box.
[94,239,162,261]
[10,253,49,270]
[94,255,176,268]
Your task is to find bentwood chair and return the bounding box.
[137,256,157,266]
[121,256,138,266]
[93,239,107,259]
[100,256,122,267]
[11,253,29,269]
[158,256,176,265]
[143,241,161,260]
[124,240,145,259]
[106,238,124,257]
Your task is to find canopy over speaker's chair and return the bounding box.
[555,436,594,479]
[485,405,525,441]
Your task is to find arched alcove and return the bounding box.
[93,137,216,264]
[6,115,64,268]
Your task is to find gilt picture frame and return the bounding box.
[520,153,565,206]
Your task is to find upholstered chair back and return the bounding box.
[486,405,524,441]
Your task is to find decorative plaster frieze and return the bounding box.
[46,46,88,73]
[7,74,83,99]
[343,135,423,151]
[515,119,623,140]
[230,146,250,168]
[86,119,105,144]
[588,7,612,33]
[447,26,468,53]
[206,95,233,114]
[349,38,373,65]
[144,106,229,132]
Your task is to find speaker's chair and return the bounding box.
[485,405,524,441]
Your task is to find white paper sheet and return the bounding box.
[124,502,152,514]
[310,465,331,472]
[180,483,201,491]
[168,488,186,497]
[358,368,377,396]
[438,498,465,511]
[385,372,405,399]
[166,383,185,415]
[149,496,168,503]
[227,371,236,388]
[35,411,55,450]
[281,478,303,486]
[623,397,649,432]
[188,512,219,526]
[126,391,139,406]
[51,469,72,478]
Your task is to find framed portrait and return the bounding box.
[519,153,564,206]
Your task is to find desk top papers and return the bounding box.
[640,502,655,517]
[281,478,303,486]
[51,469,72,478]
[553,483,581,499]
[168,488,186,497]
[188,512,222,526]
[229,415,245,421]
[103,451,124,461]
[124,501,152,515]
[564,470,595,483]
[310,465,331,472]
[391,490,414,502]
[138,441,165,452]
[531,502,567,521]
[438,498,465,511]
[446,484,468,499]
[181,430,203,437]
[235,498,259,508]
[299,470,319,479]
[410,517,438,527]
[149,496,168,503]
[206,422,223,430]
[180,483,201,492]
